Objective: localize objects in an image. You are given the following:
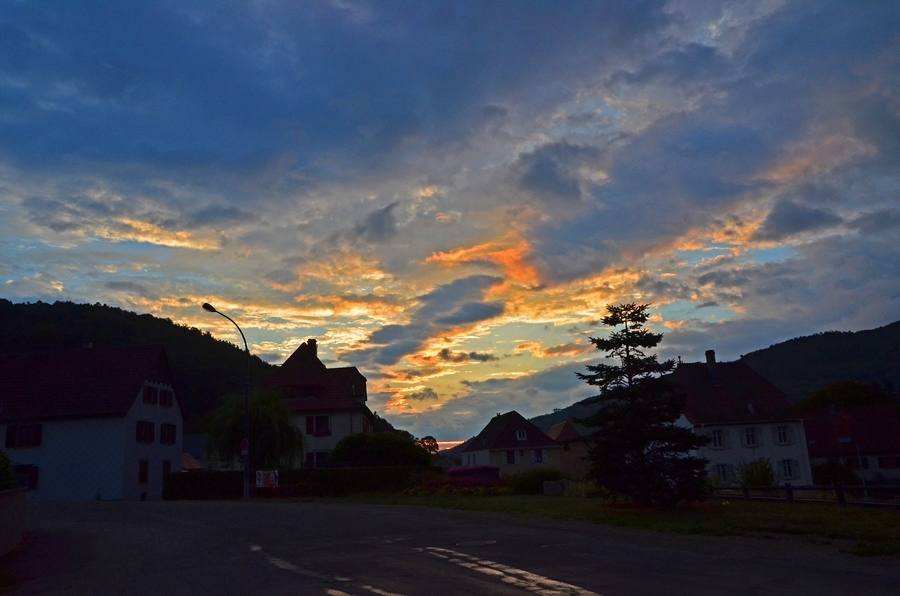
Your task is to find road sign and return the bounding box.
[255,470,278,488]
[240,438,249,455]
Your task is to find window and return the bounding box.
[5,424,42,448]
[531,449,546,463]
[138,460,149,484]
[780,459,797,479]
[305,450,331,468]
[306,415,331,437]
[742,427,759,447]
[12,464,39,490]
[516,430,527,441]
[714,463,732,483]
[159,389,174,408]
[710,429,723,448]
[136,421,155,444]
[504,450,519,465]
[160,423,177,445]
[143,385,158,405]
[774,425,793,445]
[878,455,899,469]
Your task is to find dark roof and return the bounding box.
[0,345,178,423]
[669,357,795,425]
[463,411,560,452]
[283,397,374,418]
[803,405,900,457]
[265,339,367,402]
[547,420,583,443]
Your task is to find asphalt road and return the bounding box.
[2,500,899,595]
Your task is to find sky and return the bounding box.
[2,1,899,442]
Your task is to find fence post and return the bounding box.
[784,482,793,504]
[834,482,845,506]
[741,484,750,501]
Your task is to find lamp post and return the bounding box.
[202,302,250,500]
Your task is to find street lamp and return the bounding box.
[202,302,251,500]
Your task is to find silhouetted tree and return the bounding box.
[205,389,304,470]
[793,381,896,412]
[416,436,440,455]
[576,303,709,507]
[328,433,431,467]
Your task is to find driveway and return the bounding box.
[2,500,899,595]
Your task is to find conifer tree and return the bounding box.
[577,303,709,507]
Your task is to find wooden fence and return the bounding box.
[710,483,900,508]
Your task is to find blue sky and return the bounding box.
[2,1,899,440]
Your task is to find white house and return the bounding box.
[671,350,813,486]
[264,338,374,467]
[0,345,184,501]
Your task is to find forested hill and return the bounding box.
[0,299,278,430]
[741,320,900,401]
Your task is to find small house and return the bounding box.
[462,411,562,476]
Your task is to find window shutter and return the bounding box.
[542,449,547,462]
[727,464,734,481]
[306,416,314,434]
[723,429,731,448]
[792,460,800,479]
[530,450,536,463]
[756,428,763,446]
[772,427,779,444]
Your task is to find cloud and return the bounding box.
[437,349,498,363]
[753,200,843,241]
[353,202,399,243]
[406,387,440,401]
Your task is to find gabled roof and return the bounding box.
[668,352,795,426]
[802,404,900,457]
[0,345,178,423]
[547,420,583,443]
[264,339,367,402]
[463,411,560,452]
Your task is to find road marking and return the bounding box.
[362,585,406,596]
[425,547,601,596]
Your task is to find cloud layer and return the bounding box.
[1,1,899,440]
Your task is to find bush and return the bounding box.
[735,459,779,487]
[812,460,860,486]
[328,433,431,467]
[404,472,511,497]
[0,451,16,490]
[507,468,567,495]
[446,465,500,479]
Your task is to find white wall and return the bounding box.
[697,421,812,486]
[122,382,183,500]
[294,410,369,454]
[2,418,125,501]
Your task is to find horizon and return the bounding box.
[1,2,898,441]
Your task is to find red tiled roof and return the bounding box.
[547,420,583,443]
[283,397,374,417]
[802,405,900,458]
[264,339,368,402]
[0,345,177,422]
[669,359,795,425]
[463,411,560,452]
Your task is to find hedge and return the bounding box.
[163,466,434,500]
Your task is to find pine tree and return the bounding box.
[576,303,709,507]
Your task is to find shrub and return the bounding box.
[812,460,860,486]
[328,433,431,467]
[507,468,567,495]
[735,459,779,487]
[0,451,16,490]
[446,465,500,479]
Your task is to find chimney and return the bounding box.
[705,349,718,385]
[308,338,317,357]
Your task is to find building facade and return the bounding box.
[1,345,183,501]
[670,350,813,486]
[462,411,563,476]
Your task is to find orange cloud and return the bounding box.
[425,234,541,285]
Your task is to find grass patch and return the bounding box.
[332,493,900,556]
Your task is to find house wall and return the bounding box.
[461,447,563,477]
[122,382,183,500]
[294,410,371,463]
[558,442,590,479]
[2,417,126,501]
[696,421,813,486]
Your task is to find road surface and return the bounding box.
[2,500,899,595]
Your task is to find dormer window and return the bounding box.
[516,430,527,441]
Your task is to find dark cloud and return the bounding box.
[357,275,504,365]
[437,349,498,363]
[848,210,900,235]
[105,280,156,300]
[508,142,603,205]
[186,205,258,229]
[753,200,843,241]
[353,202,398,243]
[406,387,440,401]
